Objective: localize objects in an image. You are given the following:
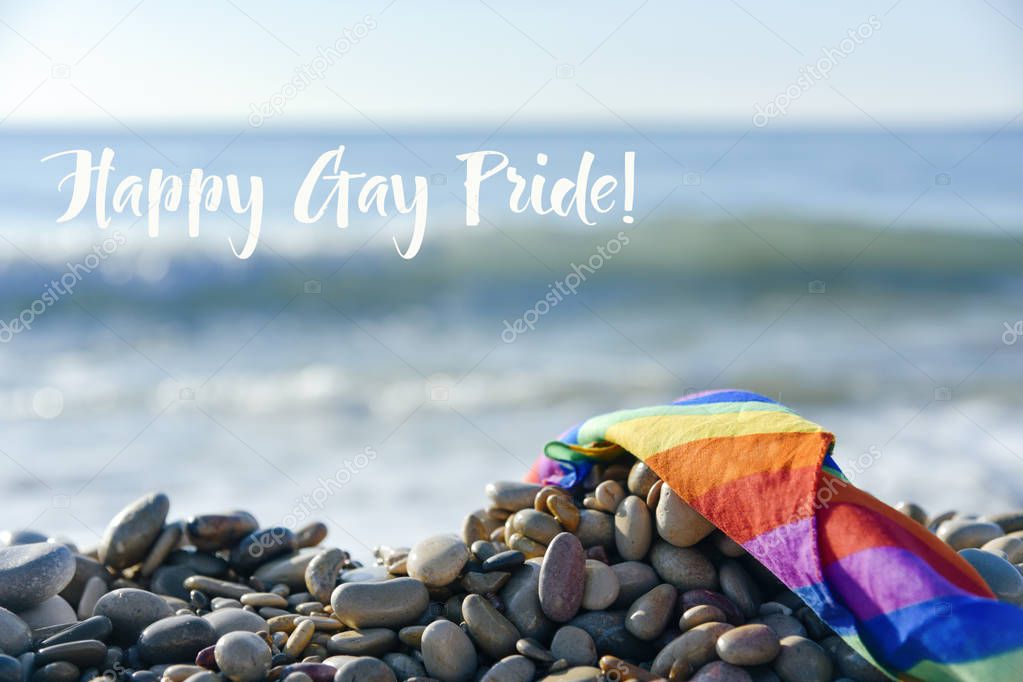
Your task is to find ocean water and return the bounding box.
[0,126,1020,556]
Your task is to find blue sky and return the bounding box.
[1,1,1020,128]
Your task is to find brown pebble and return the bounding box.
[536,487,570,513]
[598,655,658,681]
[241,593,289,609]
[547,496,581,533]
[295,523,328,549]
[680,605,727,631]
[284,619,315,658]
[716,624,780,666]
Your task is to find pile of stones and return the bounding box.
[0,457,1021,682]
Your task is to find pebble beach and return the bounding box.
[1,453,1022,682]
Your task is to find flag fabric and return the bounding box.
[531,389,1023,682]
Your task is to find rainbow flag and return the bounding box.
[534,389,1023,682]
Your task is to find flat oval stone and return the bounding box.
[690,661,752,681]
[625,584,676,641]
[516,637,555,663]
[98,493,170,570]
[487,482,543,512]
[214,631,271,682]
[40,616,112,646]
[959,548,1023,604]
[481,655,535,682]
[936,520,1003,550]
[550,626,596,667]
[421,619,476,682]
[655,486,715,548]
[610,562,659,609]
[772,635,832,682]
[500,560,553,641]
[326,629,396,657]
[202,608,268,637]
[0,543,75,611]
[574,512,613,549]
[719,561,760,619]
[581,560,619,611]
[613,497,652,562]
[716,624,780,666]
[406,535,469,588]
[295,521,328,549]
[186,514,258,553]
[650,622,733,677]
[0,607,31,655]
[627,462,659,497]
[514,511,562,545]
[304,549,345,605]
[229,529,297,574]
[35,640,106,668]
[982,536,1023,563]
[649,542,718,591]
[984,511,1023,534]
[138,615,217,664]
[539,533,585,623]
[680,604,727,631]
[253,550,318,591]
[330,578,429,629]
[333,657,396,682]
[462,593,520,659]
[483,551,525,573]
[16,596,75,630]
[93,588,175,644]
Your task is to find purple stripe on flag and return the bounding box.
[823,546,973,622]
[743,517,821,589]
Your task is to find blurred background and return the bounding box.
[0,1,1021,555]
